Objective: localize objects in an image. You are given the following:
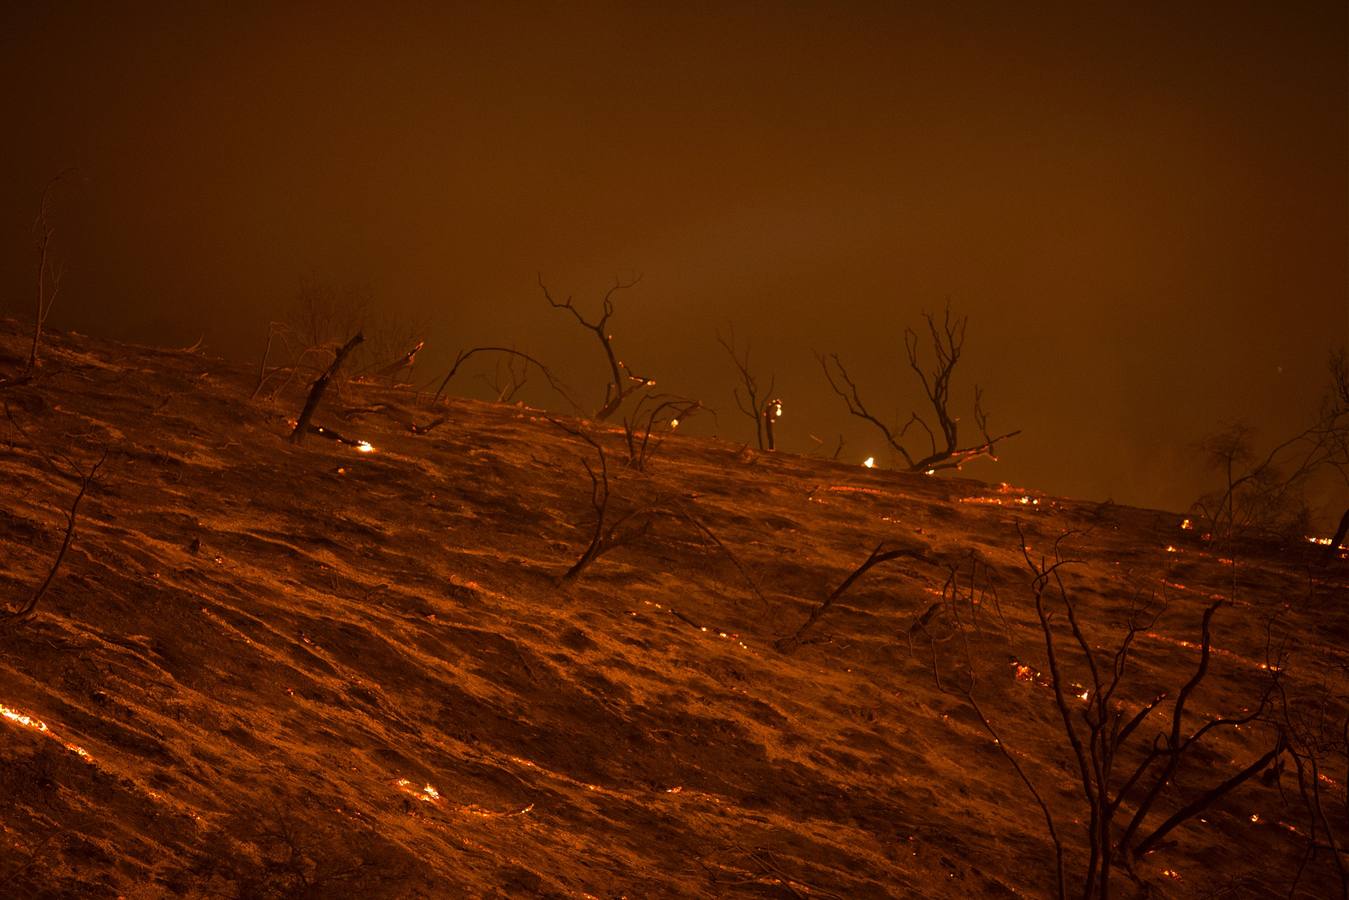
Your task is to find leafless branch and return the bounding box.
[1,447,106,625]
[539,273,651,420]
[621,393,703,471]
[776,541,926,652]
[818,302,1019,472]
[433,345,578,411]
[717,326,780,450]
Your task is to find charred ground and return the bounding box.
[1,320,1346,898]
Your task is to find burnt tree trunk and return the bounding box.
[290,332,363,444]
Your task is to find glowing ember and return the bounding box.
[1164,545,1177,553]
[862,456,875,468]
[395,778,441,803]
[0,703,94,762]
[961,495,1040,506]
[1305,535,1345,550]
[1180,518,1193,530]
[355,441,375,453]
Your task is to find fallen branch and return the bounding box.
[776,541,925,652]
[290,332,363,444]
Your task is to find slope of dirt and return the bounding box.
[1,319,1346,898]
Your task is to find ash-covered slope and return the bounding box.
[0,320,1345,899]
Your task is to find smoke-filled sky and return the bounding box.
[2,2,1346,517]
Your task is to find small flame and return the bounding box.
[863,457,875,468]
[355,441,375,453]
[1180,518,1193,530]
[669,418,679,428]
[1165,545,1178,553]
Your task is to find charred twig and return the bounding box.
[1,448,106,625]
[776,541,925,653]
[656,501,767,608]
[539,274,652,420]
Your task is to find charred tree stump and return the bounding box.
[290,332,363,445]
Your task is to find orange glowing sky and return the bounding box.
[1,2,1345,515]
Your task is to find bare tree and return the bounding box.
[539,274,653,420]
[716,326,781,450]
[1018,530,1281,896]
[818,301,1019,472]
[25,176,67,375]
[2,174,70,389]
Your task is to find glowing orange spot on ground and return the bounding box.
[0,703,94,762]
[395,778,441,803]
